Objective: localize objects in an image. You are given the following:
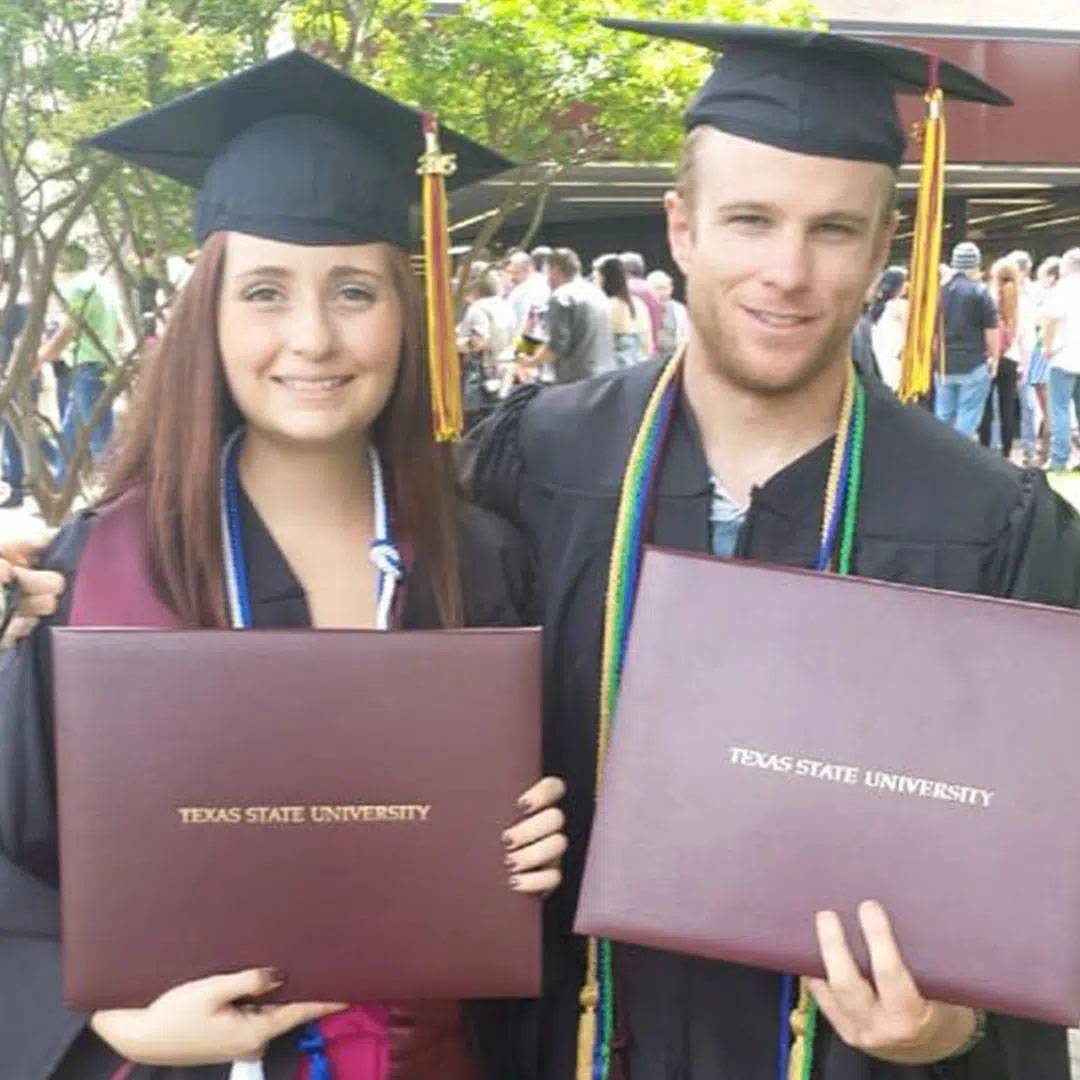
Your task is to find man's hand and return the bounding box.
[807,900,978,1065]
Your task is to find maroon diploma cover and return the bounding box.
[575,548,1080,1025]
[52,627,542,1009]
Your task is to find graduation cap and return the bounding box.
[598,19,1011,168]
[598,19,1014,402]
[86,50,511,438]
[85,49,510,248]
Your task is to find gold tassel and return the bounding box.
[787,978,812,1080]
[576,938,600,1079]
[898,84,946,402]
[417,112,463,441]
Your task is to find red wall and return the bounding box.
[889,35,1080,164]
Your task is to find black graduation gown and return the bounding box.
[0,491,535,1080]
[463,358,1080,1080]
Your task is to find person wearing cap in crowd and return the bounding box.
[935,240,1000,440]
[0,50,567,1080]
[463,18,1079,1080]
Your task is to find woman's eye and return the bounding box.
[243,285,282,303]
[729,215,769,228]
[338,285,374,303]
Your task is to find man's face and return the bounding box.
[666,129,896,397]
[508,256,531,285]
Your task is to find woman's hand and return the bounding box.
[90,968,346,1066]
[0,533,64,646]
[503,776,567,896]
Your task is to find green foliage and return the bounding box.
[376,0,820,164]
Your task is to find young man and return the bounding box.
[935,241,1000,439]
[5,19,1080,1080]
[36,243,123,474]
[465,20,1078,1080]
[525,247,614,384]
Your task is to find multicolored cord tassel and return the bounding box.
[576,355,867,1080]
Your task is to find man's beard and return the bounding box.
[687,285,858,399]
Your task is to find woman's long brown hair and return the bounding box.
[994,260,1020,335]
[106,233,463,628]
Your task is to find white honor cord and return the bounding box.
[228,1061,266,1080]
[220,441,400,1080]
[367,443,402,631]
[221,428,247,629]
[220,432,401,630]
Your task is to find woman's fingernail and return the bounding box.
[502,832,514,847]
[504,855,516,870]
[266,968,285,986]
[517,796,532,812]
[509,876,522,890]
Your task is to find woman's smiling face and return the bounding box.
[216,232,403,448]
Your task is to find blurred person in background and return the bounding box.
[647,269,689,363]
[1042,247,1080,472]
[35,242,124,478]
[506,249,550,338]
[594,254,652,367]
[1009,251,1043,466]
[619,251,662,358]
[978,258,1024,458]
[520,247,612,384]
[0,260,30,508]
[935,241,999,439]
[861,267,907,391]
[456,265,517,427]
[1023,255,1062,464]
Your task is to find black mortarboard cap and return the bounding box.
[599,19,1012,168]
[85,50,511,246]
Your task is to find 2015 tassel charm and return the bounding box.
[418,112,463,442]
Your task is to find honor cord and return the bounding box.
[220,430,403,1080]
[577,358,866,1080]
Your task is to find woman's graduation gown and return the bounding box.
[0,489,535,1080]
[463,359,1080,1080]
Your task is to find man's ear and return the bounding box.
[871,208,900,279]
[666,190,695,280]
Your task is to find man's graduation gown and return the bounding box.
[0,491,534,1080]
[465,358,1080,1080]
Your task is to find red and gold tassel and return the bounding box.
[898,58,946,402]
[418,112,463,441]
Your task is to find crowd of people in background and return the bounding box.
[454,245,689,425]
[3,231,1078,516]
[853,241,1080,473]
[0,243,200,508]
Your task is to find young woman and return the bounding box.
[867,267,908,392]
[0,52,564,1080]
[593,254,651,368]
